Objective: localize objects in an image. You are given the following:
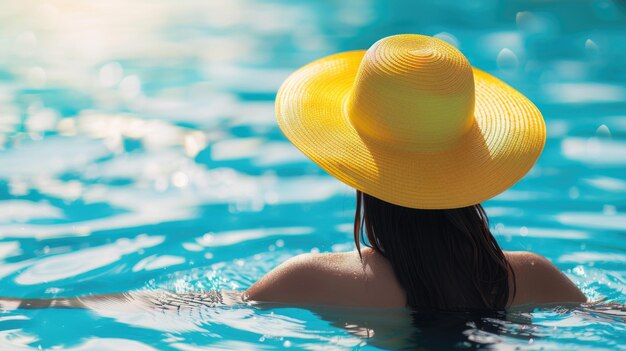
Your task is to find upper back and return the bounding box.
[244,249,586,308]
[244,248,406,308]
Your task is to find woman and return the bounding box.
[1,34,585,313]
[244,34,586,310]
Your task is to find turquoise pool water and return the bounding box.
[1,0,625,349]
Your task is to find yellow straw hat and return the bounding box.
[276,34,546,209]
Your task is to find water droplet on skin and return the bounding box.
[497,48,519,71]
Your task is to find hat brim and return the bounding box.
[276,50,546,209]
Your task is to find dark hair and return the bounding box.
[354,190,515,311]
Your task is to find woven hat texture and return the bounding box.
[276,34,546,209]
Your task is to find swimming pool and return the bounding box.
[0,0,625,349]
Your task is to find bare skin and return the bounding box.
[244,248,588,308]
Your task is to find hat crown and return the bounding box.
[347,35,475,150]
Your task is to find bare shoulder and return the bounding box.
[244,249,405,308]
[243,252,347,305]
[505,251,587,306]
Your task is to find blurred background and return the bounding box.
[0,0,625,350]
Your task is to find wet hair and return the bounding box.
[354,191,515,311]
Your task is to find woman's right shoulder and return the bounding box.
[242,252,345,305]
[504,251,587,306]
